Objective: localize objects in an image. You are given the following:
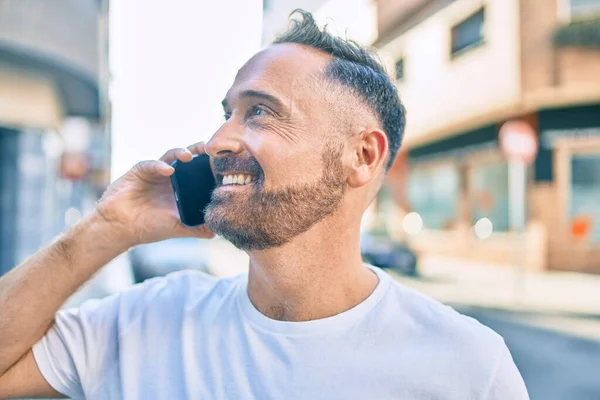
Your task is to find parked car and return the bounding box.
[128,237,212,283]
[360,233,418,277]
[129,234,417,283]
[128,237,249,283]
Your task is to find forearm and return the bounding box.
[0,211,129,376]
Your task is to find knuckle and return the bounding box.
[160,148,178,160]
[134,160,155,170]
[188,142,204,152]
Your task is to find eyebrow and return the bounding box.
[221,89,285,110]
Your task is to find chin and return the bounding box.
[204,207,289,251]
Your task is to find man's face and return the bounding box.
[204,44,347,251]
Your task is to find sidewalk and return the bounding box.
[390,255,600,340]
[391,255,600,317]
[205,242,600,339]
[206,246,600,317]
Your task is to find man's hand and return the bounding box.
[0,142,215,397]
[96,143,214,247]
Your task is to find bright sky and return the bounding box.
[109,0,263,179]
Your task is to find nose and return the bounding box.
[205,122,244,158]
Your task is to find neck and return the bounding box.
[245,221,378,322]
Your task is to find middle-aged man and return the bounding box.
[0,10,528,400]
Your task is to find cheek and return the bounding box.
[247,137,323,185]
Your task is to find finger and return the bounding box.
[159,148,193,165]
[132,160,174,179]
[187,142,207,155]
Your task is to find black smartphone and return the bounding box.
[170,154,216,227]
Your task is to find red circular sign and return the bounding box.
[499,120,538,165]
[60,152,90,181]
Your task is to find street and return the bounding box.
[460,307,600,400]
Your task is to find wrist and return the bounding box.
[85,209,135,253]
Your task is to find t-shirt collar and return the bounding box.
[236,265,392,335]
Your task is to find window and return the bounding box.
[451,8,485,56]
[395,58,405,82]
[470,161,510,232]
[569,153,600,243]
[407,164,460,230]
[569,0,600,19]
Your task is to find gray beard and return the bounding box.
[204,145,346,251]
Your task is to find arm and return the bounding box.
[484,344,529,400]
[0,145,213,398]
[0,350,66,398]
[0,212,126,398]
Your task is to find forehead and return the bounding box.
[227,43,331,103]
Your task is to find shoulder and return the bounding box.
[113,270,244,328]
[137,269,243,304]
[384,275,504,345]
[378,275,527,397]
[380,273,509,369]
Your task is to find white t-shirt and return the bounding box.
[33,266,528,399]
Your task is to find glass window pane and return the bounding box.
[407,164,460,230]
[570,153,600,243]
[451,8,485,55]
[471,162,510,232]
[395,59,405,82]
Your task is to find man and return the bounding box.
[0,10,528,400]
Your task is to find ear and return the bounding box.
[347,129,388,188]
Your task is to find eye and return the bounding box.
[248,105,269,119]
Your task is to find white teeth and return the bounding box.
[222,174,253,185]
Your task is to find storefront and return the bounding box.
[387,124,533,264]
[386,104,600,273]
[376,118,554,270]
[536,104,600,272]
[406,125,510,233]
[0,1,108,277]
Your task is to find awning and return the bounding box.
[0,62,62,129]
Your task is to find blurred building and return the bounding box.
[262,0,328,44]
[375,0,600,273]
[262,0,377,46]
[0,0,110,275]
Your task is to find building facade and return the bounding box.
[0,0,110,275]
[375,0,600,273]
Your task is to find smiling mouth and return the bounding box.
[219,173,255,186]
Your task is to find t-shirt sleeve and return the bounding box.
[31,276,171,399]
[484,342,529,400]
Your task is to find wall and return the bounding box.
[376,0,429,40]
[377,0,522,147]
[520,0,600,110]
[0,0,99,78]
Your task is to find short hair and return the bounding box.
[274,9,406,170]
